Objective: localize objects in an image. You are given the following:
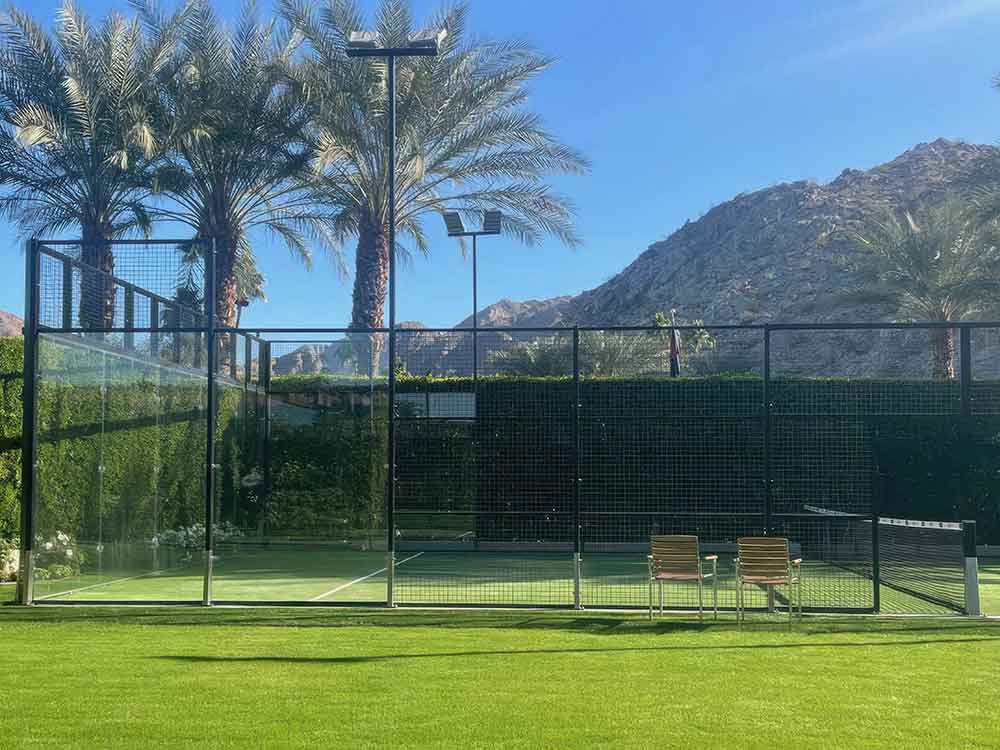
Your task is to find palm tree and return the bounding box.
[135,0,340,328]
[281,0,587,339]
[847,200,1000,379]
[0,3,174,328]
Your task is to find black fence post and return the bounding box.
[203,238,216,606]
[261,340,272,507]
[243,335,252,456]
[123,286,135,352]
[960,325,971,417]
[150,298,160,359]
[61,258,72,329]
[572,326,582,609]
[871,466,881,614]
[17,240,40,605]
[386,327,397,608]
[762,325,771,535]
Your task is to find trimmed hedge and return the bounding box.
[0,337,22,541]
[2,343,1000,550]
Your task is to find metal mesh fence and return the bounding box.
[22,244,988,612]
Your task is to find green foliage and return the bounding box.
[0,4,170,239]
[0,337,22,541]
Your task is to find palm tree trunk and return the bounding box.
[931,327,956,380]
[213,234,239,328]
[350,212,388,374]
[213,234,240,375]
[79,222,115,331]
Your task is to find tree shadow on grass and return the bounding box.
[152,633,1000,666]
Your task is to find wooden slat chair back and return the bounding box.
[735,536,803,626]
[648,535,718,620]
[650,535,701,579]
[737,537,792,582]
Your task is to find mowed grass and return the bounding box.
[1,605,999,749]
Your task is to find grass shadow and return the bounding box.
[152,633,1000,666]
[2,603,999,639]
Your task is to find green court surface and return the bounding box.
[1,606,999,749]
[980,558,1000,615]
[21,546,994,615]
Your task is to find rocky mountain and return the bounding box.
[466,138,1000,376]
[453,296,573,329]
[0,311,22,337]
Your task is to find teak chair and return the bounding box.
[735,537,803,625]
[648,535,718,620]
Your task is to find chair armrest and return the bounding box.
[704,555,718,561]
[647,555,654,560]
[791,558,802,566]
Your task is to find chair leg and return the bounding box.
[649,577,653,621]
[713,575,718,620]
[659,580,663,615]
[788,581,793,629]
[698,577,703,622]
[737,579,742,627]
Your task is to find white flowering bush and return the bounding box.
[152,523,243,550]
[33,531,83,579]
[0,536,18,581]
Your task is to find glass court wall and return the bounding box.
[17,240,989,614]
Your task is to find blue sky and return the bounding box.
[4,0,1000,328]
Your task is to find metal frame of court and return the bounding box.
[15,238,986,614]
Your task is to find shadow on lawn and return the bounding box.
[153,633,1000,665]
[3,603,1000,639]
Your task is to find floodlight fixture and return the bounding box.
[442,210,503,237]
[346,27,447,57]
[482,210,502,235]
[443,211,465,236]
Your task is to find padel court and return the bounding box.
[14,240,997,616]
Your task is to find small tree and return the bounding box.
[847,201,1000,379]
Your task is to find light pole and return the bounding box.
[443,210,502,382]
[347,27,446,608]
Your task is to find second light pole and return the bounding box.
[443,210,502,381]
[347,27,446,607]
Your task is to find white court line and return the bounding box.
[33,565,186,601]
[309,552,424,602]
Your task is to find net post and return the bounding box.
[202,237,217,607]
[572,326,582,610]
[963,520,981,616]
[17,240,40,605]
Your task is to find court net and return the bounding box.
[804,504,968,613]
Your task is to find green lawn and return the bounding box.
[1,605,999,749]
